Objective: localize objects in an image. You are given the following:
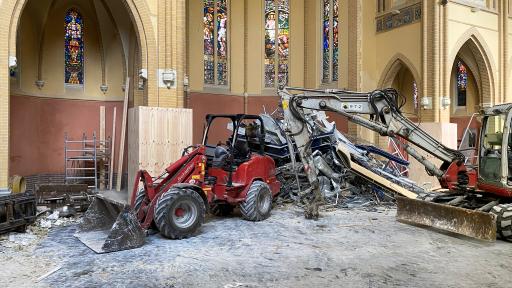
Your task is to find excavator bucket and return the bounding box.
[396,196,497,241]
[74,193,145,253]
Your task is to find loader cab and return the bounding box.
[478,104,512,196]
[201,114,266,169]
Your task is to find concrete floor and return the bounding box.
[2,205,512,288]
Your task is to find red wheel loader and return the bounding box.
[75,114,280,253]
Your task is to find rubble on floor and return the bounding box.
[1,205,80,251]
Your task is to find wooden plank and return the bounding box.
[108,107,117,190]
[116,78,130,191]
[127,107,139,204]
[336,144,417,199]
[99,106,106,190]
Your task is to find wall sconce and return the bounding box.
[9,56,17,77]
[162,70,176,89]
[138,69,147,90]
[35,80,45,89]
[441,96,451,109]
[100,84,108,94]
[159,69,177,89]
[420,96,432,109]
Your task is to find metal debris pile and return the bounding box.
[237,111,425,209]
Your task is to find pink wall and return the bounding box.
[9,95,124,176]
[188,92,349,144]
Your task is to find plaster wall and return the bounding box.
[9,95,124,176]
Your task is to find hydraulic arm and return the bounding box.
[279,87,469,218]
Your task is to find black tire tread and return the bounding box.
[491,204,512,242]
[154,188,205,239]
[133,188,147,214]
[240,181,272,222]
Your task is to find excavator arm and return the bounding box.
[279,88,470,213]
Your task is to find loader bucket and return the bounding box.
[74,194,145,253]
[396,196,497,241]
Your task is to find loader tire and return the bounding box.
[240,181,272,221]
[133,188,147,215]
[210,203,234,217]
[155,188,205,239]
[490,204,512,242]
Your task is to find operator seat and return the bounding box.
[232,139,251,164]
[212,146,229,168]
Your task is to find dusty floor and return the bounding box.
[1,205,512,288]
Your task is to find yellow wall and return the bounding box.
[14,0,128,101]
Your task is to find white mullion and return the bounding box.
[329,0,334,83]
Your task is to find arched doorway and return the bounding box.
[379,54,421,121]
[390,66,419,119]
[448,36,494,153]
[5,0,152,191]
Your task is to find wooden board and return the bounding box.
[109,107,117,190]
[127,107,193,203]
[116,78,130,191]
[99,106,105,190]
[336,144,417,199]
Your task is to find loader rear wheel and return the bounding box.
[490,204,512,242]
[155,188,205,239]
[240,181,272,221]
[210,203,234,217]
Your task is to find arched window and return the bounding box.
[265,0,289,88]
[203,0,229,86]
[322,0,339,83]
[456,60,468,107]
[65,8,84,85]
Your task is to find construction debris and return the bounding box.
[0,191,37,235]
[36,183,92,212]
[234,111,425,210]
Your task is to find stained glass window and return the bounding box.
[322,0,339,83]
[265,0,289,88]
[65,9,84,85]
[457,60,468,107]
[203,0,228,86]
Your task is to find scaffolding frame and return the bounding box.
[64,132,111,190]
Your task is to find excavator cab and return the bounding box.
[478,105,512,196]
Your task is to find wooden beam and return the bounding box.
[99,106,105,190]
[109,107,117,190]
[116,78,130,191]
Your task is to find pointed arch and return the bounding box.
[448,28,496,107]
[378,53,422,95]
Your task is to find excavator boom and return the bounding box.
[279,87,499,241]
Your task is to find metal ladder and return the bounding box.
[64,133,111,191]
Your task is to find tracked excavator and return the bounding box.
[279,86,512,242]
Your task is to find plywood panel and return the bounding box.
[127,107,193,202]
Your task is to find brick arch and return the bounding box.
[378,53,422,97]
[448,28,496,107]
